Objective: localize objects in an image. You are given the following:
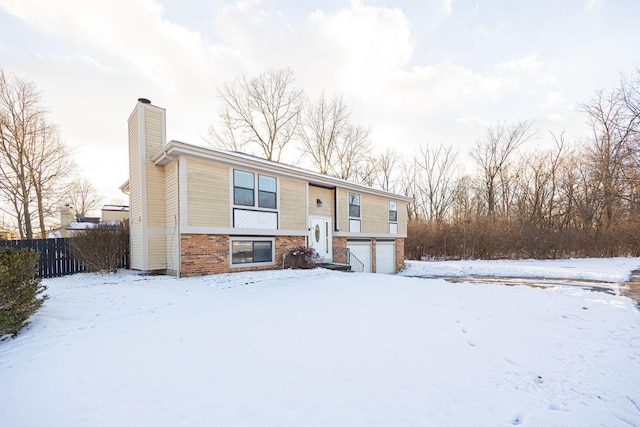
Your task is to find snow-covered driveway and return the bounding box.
[2,261,640,426]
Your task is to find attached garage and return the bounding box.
[347,240,372,273]
[375,240,396,274]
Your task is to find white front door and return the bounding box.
[309,216,332,261]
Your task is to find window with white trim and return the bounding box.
[348,192,361,232]
[231,239,274,265]
[389,201,397,222]
[389,201,398,234]
[233,170,255,206]
[233,170,277,209]
[258,175,277,209]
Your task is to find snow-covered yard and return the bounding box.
[2,259,640,426]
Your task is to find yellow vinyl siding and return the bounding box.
[102,210,129,222]
[128,111,141,231]
[308,186,333,217]
[280,177,306,230]
[397,200,408,235]
[337,188,348,232]
[164,162,177,228]
[361,194,389,234]
[128,108,142,269]
[146,162,166,228]
[148,235,167,270]
[187,158,229,227]
[131,233,143,270]
[143,108,163,158]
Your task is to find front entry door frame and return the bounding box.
[308,215,333,261]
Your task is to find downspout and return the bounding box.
[334,187,338,232]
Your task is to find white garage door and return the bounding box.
[347,241,372,273]
[375,240,396,274]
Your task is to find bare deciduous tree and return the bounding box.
[207,104,248,154]
[332,124,373,182]
[415,143,460,222]
[0,68,73,239]
[581,84,638,229]
[298,92,376,185]
[470,120,534,217]
[298,93,347,174]
[68,177,102,216]
[399,158,420,221]
[208,68,304,162]
[374,147,399,192]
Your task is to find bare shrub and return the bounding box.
[70,222,129,273]
[283,246,322,269]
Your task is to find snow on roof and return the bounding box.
[65,222,98,230]
[47,230,62,239]
[102,205,129,212]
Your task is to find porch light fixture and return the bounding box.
[316,198,323,207]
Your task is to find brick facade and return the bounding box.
[181,234,229,276]
[332,236,348,264]
[395,237,405,272]
[179,233,404,276]
[180,234,305,277]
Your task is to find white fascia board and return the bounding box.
[181,226,307,236]
[334,232,408,239]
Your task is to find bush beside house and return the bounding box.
[283,246,322,269]
[0,247,48,338]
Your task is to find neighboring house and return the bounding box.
[101,205,129,223]
[47,204,102,238]
[0,228,13,240]
[123,98,411,277]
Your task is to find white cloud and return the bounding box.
[441,0,453,16]
[494,52,557,87]
[306,2,414,96]
[587,0,603,12]
[540,91,565,109]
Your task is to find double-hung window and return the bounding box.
[348,192,361,233]
[234,170,255,206]
[389,201,398,234]
[258,175,277,209]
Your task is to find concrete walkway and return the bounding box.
[620,269,640,307]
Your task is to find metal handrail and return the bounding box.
[347,249,365,272]
[331,247,365,272]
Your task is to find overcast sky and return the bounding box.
[0,0,638,205]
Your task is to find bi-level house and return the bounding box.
[123,98,410,277]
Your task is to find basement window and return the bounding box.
[231,239,274,265]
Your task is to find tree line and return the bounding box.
[209,67,640,259]
[403,72,640,260]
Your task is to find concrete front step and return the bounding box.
[319,262,352,272]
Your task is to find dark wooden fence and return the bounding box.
[0,238,129,279]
